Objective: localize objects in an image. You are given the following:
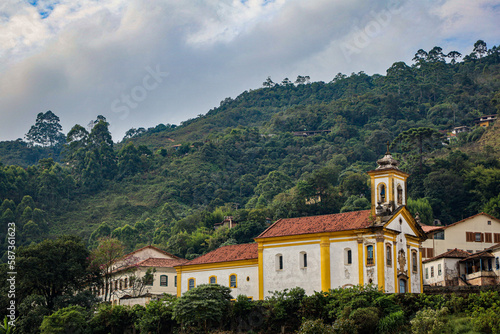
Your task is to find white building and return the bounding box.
[422,248,470,286]
[175,152,427,297]
[175,243,259,299]
[96,245,187,305]
[421,213,500,259]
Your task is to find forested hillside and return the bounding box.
[1,41,500,261]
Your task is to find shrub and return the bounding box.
[173,284,232,333]
[89,304,138,334]
[264,287,306,332]
[332,317,357,334]
[297,319,335,334]
[472,304,500,333]
[39,305,88,334]
[410,307,448,334]
[230,295,266,333]
[135,295,177,334]
[377,310,405,334]
[349,306,380,334]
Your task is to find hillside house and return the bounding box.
[421,213,500,259]
[95,245,186,306]
[474,114,497,127]
[422,249,471,286]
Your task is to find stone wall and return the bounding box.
[424,284,500,295]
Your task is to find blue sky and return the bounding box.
[0,0,499,142]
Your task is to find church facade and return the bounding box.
[175,153,427,298]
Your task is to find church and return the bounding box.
[174,152,427,298]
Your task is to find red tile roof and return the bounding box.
[113,258,187,273]
[256,210,373,238]
[423,248,471,263]
[461,251,495,261]
[136,258,188,267]
[181,243,258,266]
[421,225,443,233]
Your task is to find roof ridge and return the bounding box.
[256,218,282,239]
[122,245,181,260]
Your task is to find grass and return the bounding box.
[442,314,483,334]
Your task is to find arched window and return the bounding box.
[397,185,403,205]
[399,279,407,293]
[124,278,128,289]
[412,251,418,273]
[300,252,307,268]
[367,245,374,265]
[345,249,352,265]
[378,183,386,203]
[276,254,283,270]
[386,244,392,266]
[160,275,168,286]
[229,274,237,288]
[188,278,195,290]
[119,279,123,290]
[209,276,217,284]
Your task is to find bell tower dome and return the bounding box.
[367,147,409,217]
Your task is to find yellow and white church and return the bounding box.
[174,152,427,298]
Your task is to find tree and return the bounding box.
[392,127,444,172]
[39,305,88,334]
[385,62,414,95]
[281,78,293,86]
[412,49,428,66]
[262,76,275,88]
[295,75,311,85]
[135,295,177,334]
[473,40,488,61]
[446,51,462,64]
[17,236,90,310]
[127,268,157,298]
[90,303,139,334]
[251,171,293,208]
[340,195,370,213]
[407,198,434,226]
[424,170,466,225]
[117,142,142,178]
[88,237,126,302]
[427,46,446,63]
[173,284,232,333]
[25,111,65,147]
[483,194,500,219]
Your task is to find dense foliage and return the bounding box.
[0,41,499,262]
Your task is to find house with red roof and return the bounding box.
[422,248,471,286]
[175,152,427,298]
[95,245,187,305]
[421,213,500,260]
[175,243,259,298]
[423,243,500,287]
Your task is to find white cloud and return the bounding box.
[0,0,498,142]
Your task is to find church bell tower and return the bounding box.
[367,149,409,217]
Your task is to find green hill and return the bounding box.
[0,42,499,259]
